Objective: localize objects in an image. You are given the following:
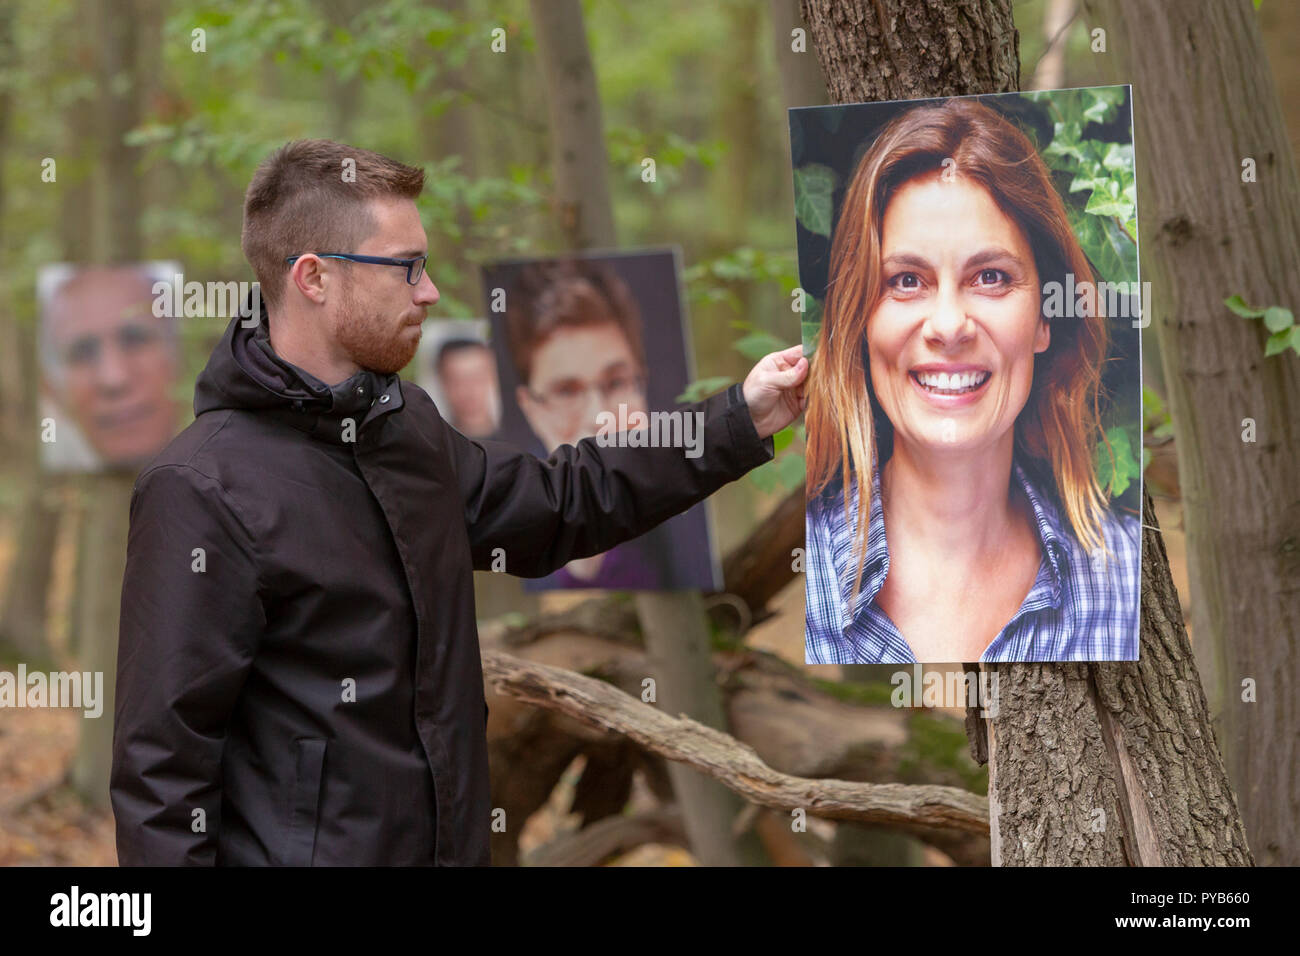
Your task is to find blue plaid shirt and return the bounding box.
[805,458,1141,663]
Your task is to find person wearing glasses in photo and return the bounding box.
[112,138,809,866]
[39,265,181,471]
[504,258,689,590]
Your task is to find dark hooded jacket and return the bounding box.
[110,313,774,866]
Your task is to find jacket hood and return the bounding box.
[194,312,403,440]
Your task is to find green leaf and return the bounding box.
[733,330,787,362]
[775,453,807,489]
[1101,141,1134,172]
[1263,305,1294,333]
[1094,426,1139,498]
[793,163,837,238]
[773,426,795,454]
[748,459,779,494]
[675,376,734,403]
[1084,177,1133,220]
[801,321,821,351]
[1264,327,1300,357]
[1224,294,1266,318]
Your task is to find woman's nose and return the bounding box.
[924,282,973,344]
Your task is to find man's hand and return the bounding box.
[741,344,809,441]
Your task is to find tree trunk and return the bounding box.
[69,0,147,810]
[802,0,1253,865]
[802,0,1018,104]
[769,0,829,112]
[528,0,616,251]
[0,0,59,666]
[527,0,766,865]
[1083,0,1299,867]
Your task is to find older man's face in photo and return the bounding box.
[45,267,181,468]
[517,321,647,453]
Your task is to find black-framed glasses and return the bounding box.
[285,252,428,285]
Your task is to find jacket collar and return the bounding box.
[820,454,1068,635]
[194,312,404,443]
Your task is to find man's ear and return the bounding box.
[289,256,329,305]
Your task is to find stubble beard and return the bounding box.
[335,283,421,375]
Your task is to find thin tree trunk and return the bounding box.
[1084,0,1299,867]
[0,0,58,665]
[1029,0,1074,91]
[802,0,1252,865]
[527,0,766,865]
[769,0,829,112]
[70,0,147,810]
[528,0,616,251]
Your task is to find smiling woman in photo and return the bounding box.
[803,98,1140,664]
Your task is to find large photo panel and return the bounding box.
[479,247,721,592]
[793,86,1142,664]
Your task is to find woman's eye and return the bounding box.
[889,272,922,291]
[975,268,1008,287]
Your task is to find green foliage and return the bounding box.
[791,162,837,238]
[1028,86,1138,285]
[683,247,797,311]
[899,712,988,795]
[1225,295,1300,357]
[1140,385,1174,474]
[1094,425,1140,498]
[607,126,723,196]
[676,314,805,496]
[675,376,733,403]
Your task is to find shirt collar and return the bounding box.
[826,455,1069,634]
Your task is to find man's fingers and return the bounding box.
[779,355,808,384]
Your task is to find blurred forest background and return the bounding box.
[0,0,1296,867]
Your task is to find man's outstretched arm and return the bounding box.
[112,463,265,865]
[452,344,808,577]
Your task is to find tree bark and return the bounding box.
[803,0,1253,865]
[1083,0,1299,867]
[800,0,1019,104]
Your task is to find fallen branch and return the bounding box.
[483,649,989,835]
[525,808,688,867]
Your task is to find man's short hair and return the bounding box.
[241,139,425,311]
[435,338,491,373]
[503,259,646,386]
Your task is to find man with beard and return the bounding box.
[111,139,809,866]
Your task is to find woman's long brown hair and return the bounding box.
[804,98,1115,607]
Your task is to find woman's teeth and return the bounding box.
[912,370,990,394]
